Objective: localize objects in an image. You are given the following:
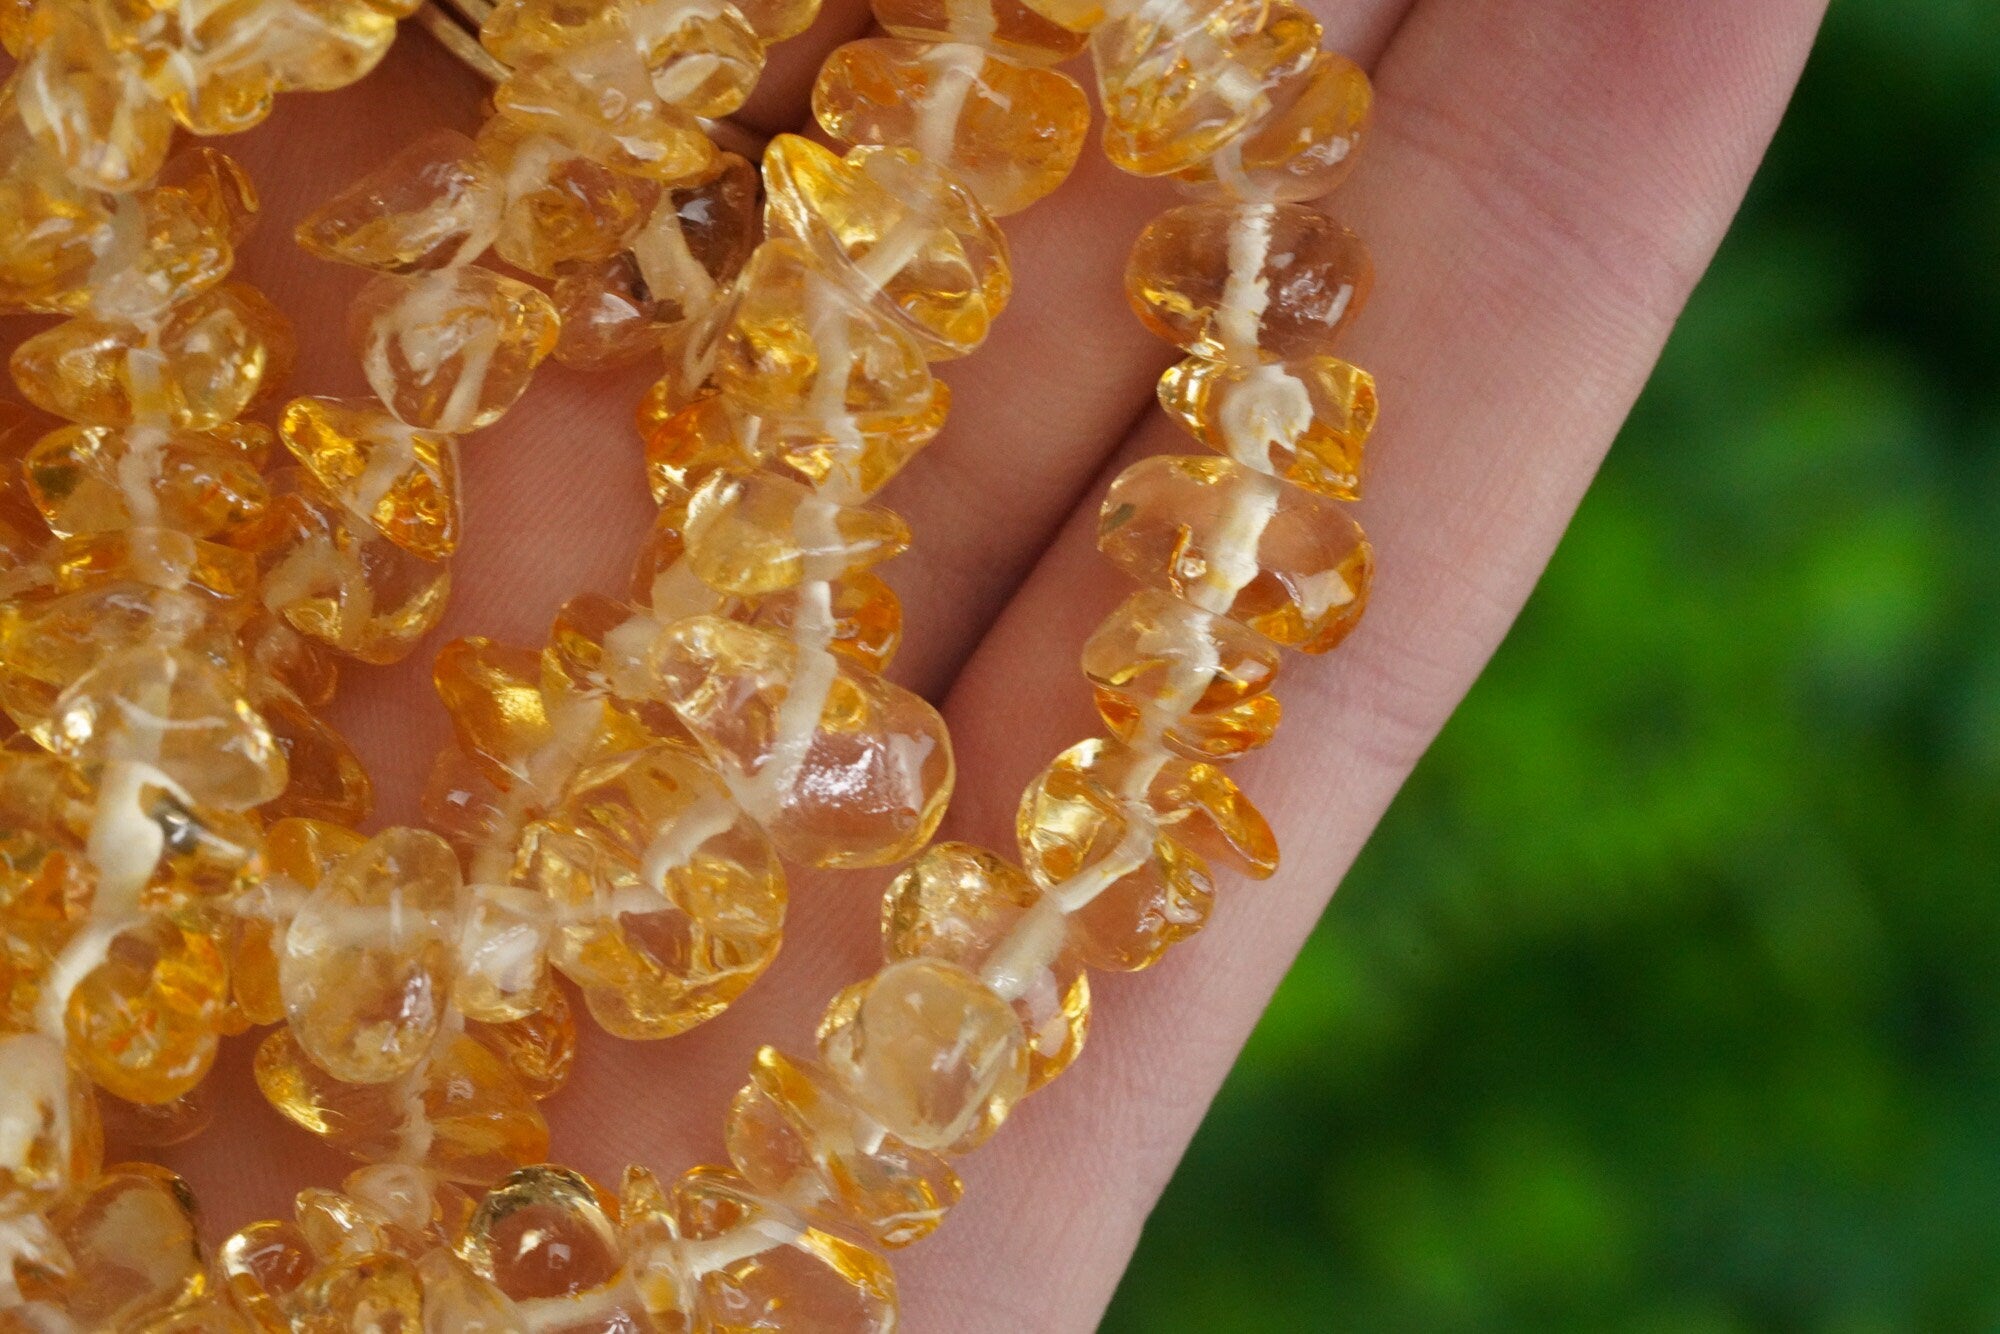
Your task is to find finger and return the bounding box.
[896,0,1830,1327]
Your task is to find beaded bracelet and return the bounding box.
[0,0,1375,1323]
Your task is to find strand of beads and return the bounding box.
[0,1,453,1325]
[311,5,1376,1331]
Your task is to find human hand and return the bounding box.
[162,0,1831,1326]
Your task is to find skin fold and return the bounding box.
[136,0,1833,1327]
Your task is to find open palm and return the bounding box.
[151,0,1831,1326]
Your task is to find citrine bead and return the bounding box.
[762,135,1012,358]
[1082,587,1283,759]
[52,526,260,600]
[469,988,576,1099]
[414,1248,525,1334]
[1157,353,1375,501]
[23,424,270,539]
[1181,50,1372,202]
[15,4,175,193]
[873,0,1086,64]
[743,570,904,676]
[520,742,785,1039]
[285,1252,424,1333]
[651,614,954,869]
[1126,201,1371,361]
[280,397,461,560]
[1094,0,1320,176]
[457,1166,627,1302]
[813,39,1089,217]
[50,644,288,809]
[478,118,660,278]
[1098,454,1372,652]
[818,958,1028,1153]
[671,1166,899,1333]
[66,919,230,1105]
[883,841,1090,1088]
[483,0,767,119]
[0,1032,101,1207]
[157,147,260,247]
[494,42,718,183]
[453,882,554,1024]
[13,282,293,428]
[727,1046,963,1248]
[83,181,237,325]
[714,239,937,423]
[47,1164,206,1330]
[253,482,452,665]
[255,1027,549,1184]
[0,107,118,314]
[217,1219,315,1330]
[733,0,821,41]
[296,129,503,273]
[349,267,559,434]
[684,470,911,598]
[254,687,375,827]
[280,826,461,1084]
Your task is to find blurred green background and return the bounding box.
[1105,3,2000,1329]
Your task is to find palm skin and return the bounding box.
[143,0,1832,1327]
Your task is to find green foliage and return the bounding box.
[1105,3,2000,1328]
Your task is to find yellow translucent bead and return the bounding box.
[467,988,575,1099]
[672,1166,899,1333]
[1094,0,1319,176]
[1127,201,1372,361]
[1015,0,1101,34]
[483,0,767,118]
[251,484,452,665]
[762,136,1011,357]
[1082,588,1282,759]
[242,611,340,710]
[12,282,293,428]
[82,181,237,325]
[339,1162,476,1258]
[255,1027,550,1184]
[235,816,355,1025]
[217,1219,315,1331]
[47,1164,206,1329]
[650,614,954,869]
[349,268,559,434]
[518,742,785,1039]
[0,106,118,314]
[433,637,557,796]
[157,147,260,247]
[714,239,937,423]
[727,1045,963,1247]
[416,1248,527,1333]
[296,129,503,272]
[285,1252,424,1333]
[279,826,461,1084]
[732,0,820,41]
[684,470,910,598]
[293,1186,397,1263]
[1158,353,1375,501]
[52,527,260,601]
[0,1033,101,1208]
[872,0,1085,63]
[15,4,175,193]
[50,644,289,809]
[884,842,1089,1088]
[1097,454,1373,653]
[457,1166,633,1307]
[817,956,1029,1152]
[66,919,229,1105]
[23,424,269,539]
[813,39,1089,217]
[478,118,662,278]
[542,592,689,744]
[256,0,400,95]
[254,687,375,827]
[453,882,554,1024]
[743,570,904,677]
[280,397,461,560]
[1181,50,1372,202]
[493,41,718,182]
